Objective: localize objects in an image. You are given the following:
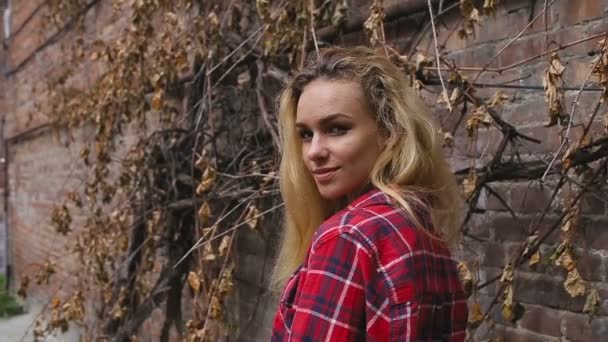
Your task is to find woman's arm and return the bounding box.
[287,233,369,341]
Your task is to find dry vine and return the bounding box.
[10,0,608,341]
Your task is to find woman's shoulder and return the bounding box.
[311,188,420,253]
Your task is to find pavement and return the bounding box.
[0,304,79,342]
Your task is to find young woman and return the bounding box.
[271,46,468,341]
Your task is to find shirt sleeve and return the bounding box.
[287,232,369,341]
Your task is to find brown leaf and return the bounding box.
[151,89,164,110]
[187,271,201,295]
[529,251,541,266]
[196,167,216,194]
[245,205,260,230]
[583,287,600,317]
[501,284,514,321]
[564,268,587,297]
[194,150,208,171]
[457,261,473,298]
[203,243,216,261]
[237,70,251,87]
[555,249,576,271]
[209,295,222,319]
[469,302,484,323]
[218,235,231,256]
[442,130,455,148]
[197,202,211,226]
[462,173,478,199]
[500,263,514,283]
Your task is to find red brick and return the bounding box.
[562,312,594,341]
[557,0,604,26]
[519,304,563,337]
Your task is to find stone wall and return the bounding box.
[1,0,608,341]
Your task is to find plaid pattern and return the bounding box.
[271,189,468,341]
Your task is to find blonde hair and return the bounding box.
[271,46,462,291]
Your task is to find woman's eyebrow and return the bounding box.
[295,113,351,128]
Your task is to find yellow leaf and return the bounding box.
[583,288,600,317]
[469,302,484,323]
[245,205,260,230]
[218,235,231,256]
[203,243,216,261]
[196,167,216,194]
[237,70,251,87]
[450,87,462,103]
[151,90,164,110]
[187,271,201,295]
[209,295,222,319]
[462,173,478,199]
[194,150,208,171]
[564,269,587,297]
[550,54,566,75]
[529,251,541,266]
[51,297,61,309]
[555,249,575,271]
[197,202,211,226]
[500,263,514,283]
[457,261,473,298]
[502,284,514,321]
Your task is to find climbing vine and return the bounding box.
[11,0,608,341]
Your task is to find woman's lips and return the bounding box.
[313,167,339,183]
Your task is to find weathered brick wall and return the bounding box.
[1,0,608,341]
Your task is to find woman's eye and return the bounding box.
[298,130,312,140]
[328,126,348,135]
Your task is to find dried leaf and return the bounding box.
[209,295,222,319]
[450,87,462,103]
[488,91,508,108]
[459,0,480,39]
[245,205,260,230]
[363,1,385,46]
[203,243,216,261]
[151,89,164,110]
[583,288,600,317]
[501,284,514,321]
[555,249,576,271]
[194,150,208,171]
[218,235,231,256]
[442,130,455,148]
[564,268,587,297]
[522,231,539,257]
[469,302,484,323]
[529,251,541,266]
[196,167,216,194]
[237,70,251,87]
[500,263,514,283]
[457,261,473,298]
[331,0,348,27]
[17,276,29,298]
[197,202,211,226]
[462,173,478,199]
[543,53,567,127]
[187,271,201,295]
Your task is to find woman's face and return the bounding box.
[296,78,384,200]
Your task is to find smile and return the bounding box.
[312,167,340,183]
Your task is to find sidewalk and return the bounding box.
[0,306,38,342]
[0,304,79,342]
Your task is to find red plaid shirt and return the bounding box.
[272,189,468,341]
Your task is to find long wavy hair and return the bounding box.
[271,46,463,291]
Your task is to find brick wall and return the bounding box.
[1,0,607,341]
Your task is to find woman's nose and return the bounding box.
[306,135,329,162]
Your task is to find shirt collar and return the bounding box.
[347,187,393,210]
